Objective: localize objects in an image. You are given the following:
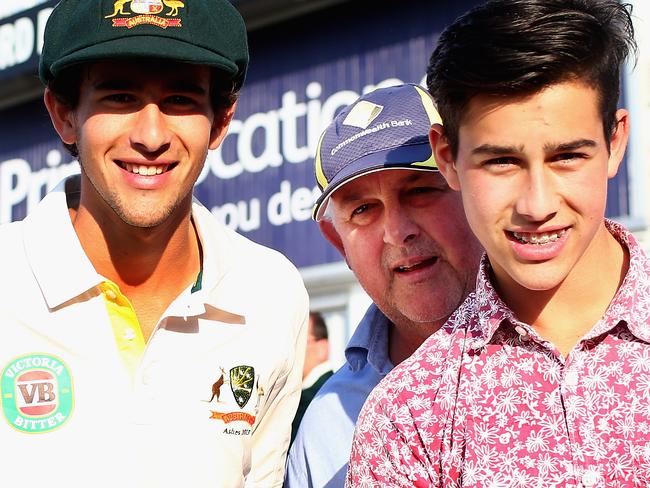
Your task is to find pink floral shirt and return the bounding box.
[346,221,650,488]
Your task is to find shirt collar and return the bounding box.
[345,304,394,376]
[23,176,104,309]
[462,255,515,350]
[595,220,650,343]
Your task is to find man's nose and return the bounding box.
[515,166,560,222]
[129,103,172,153]
[383,206,419,246]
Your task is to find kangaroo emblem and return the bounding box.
[206,367,227,403]
[162,0,185,16]
[105,0,132,18]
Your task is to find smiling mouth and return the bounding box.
[510,229,567,245]
[116,161,177,175]
[395,257,438,273]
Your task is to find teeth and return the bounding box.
[513,230,566,245]
[122,162,169,175]
[397,260,426,272]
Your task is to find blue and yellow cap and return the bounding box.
[312,83,442,221]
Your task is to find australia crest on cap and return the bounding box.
[105,0,184,28]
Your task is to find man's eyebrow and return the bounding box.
[335,191,365,206]
[165,80,208,95]
[471,143,524,155]
[471,139,598,156]
[546,139,598,152]
[334,172,439,205]
[93,79,137,91]
[92,80,207,95]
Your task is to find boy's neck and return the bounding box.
[494,222,629,357]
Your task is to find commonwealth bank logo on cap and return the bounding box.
[312,83,442,221]
[343,101,384,129]
[39,0,249,90]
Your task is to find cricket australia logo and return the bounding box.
[1,353,74,434]
[105,0,184,29]
[230,365,254,408]
[206,365,259,429]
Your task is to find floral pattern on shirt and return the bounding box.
[346,221,650,488]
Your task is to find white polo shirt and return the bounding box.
[0,176,309,488]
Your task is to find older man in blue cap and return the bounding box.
[285,83,483,487]
[0,2,308,487]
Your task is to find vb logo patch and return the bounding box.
[105,0,184,29]
[1,354,73,434]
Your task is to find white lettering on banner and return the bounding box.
[0,149,79,224]
[212,198,261,232]
[267,180,317,226]
[238,111,283,173]
[0,7,53,71]
[211,181,321,232]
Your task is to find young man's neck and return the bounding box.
[495,222,629,357]
[69,193,201,340]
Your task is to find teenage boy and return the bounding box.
[347,1,649,486]
[0,1,308,487]
[285,84,482,487]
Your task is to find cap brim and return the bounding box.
[312,142,438,221]
[49,35,239,81]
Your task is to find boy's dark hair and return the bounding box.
[48,63,239,158]
[426,0,636,157]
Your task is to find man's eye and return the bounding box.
[553,152,585,163]
[409,186,440,195]
[104,93,134,104]
[351,204,370,216]
[485,157,517,166]
[166,95,196,106]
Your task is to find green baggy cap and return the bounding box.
[39,0,249,89]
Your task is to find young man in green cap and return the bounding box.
[0,1,308,487]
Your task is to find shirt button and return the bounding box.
[105,289,117,301]
[514,325,529,339]
[581,470,600,487]
[122,328,136,340]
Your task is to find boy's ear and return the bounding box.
[606,108,629,179]
[44,88,77,145]
[430,123,460,191]
[209,101,237,150]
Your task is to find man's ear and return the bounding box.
[209,101,237,150]
[319,219,347,259]
[44,88,77,145]
[430,123,460,191]
[607,108,630,179]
